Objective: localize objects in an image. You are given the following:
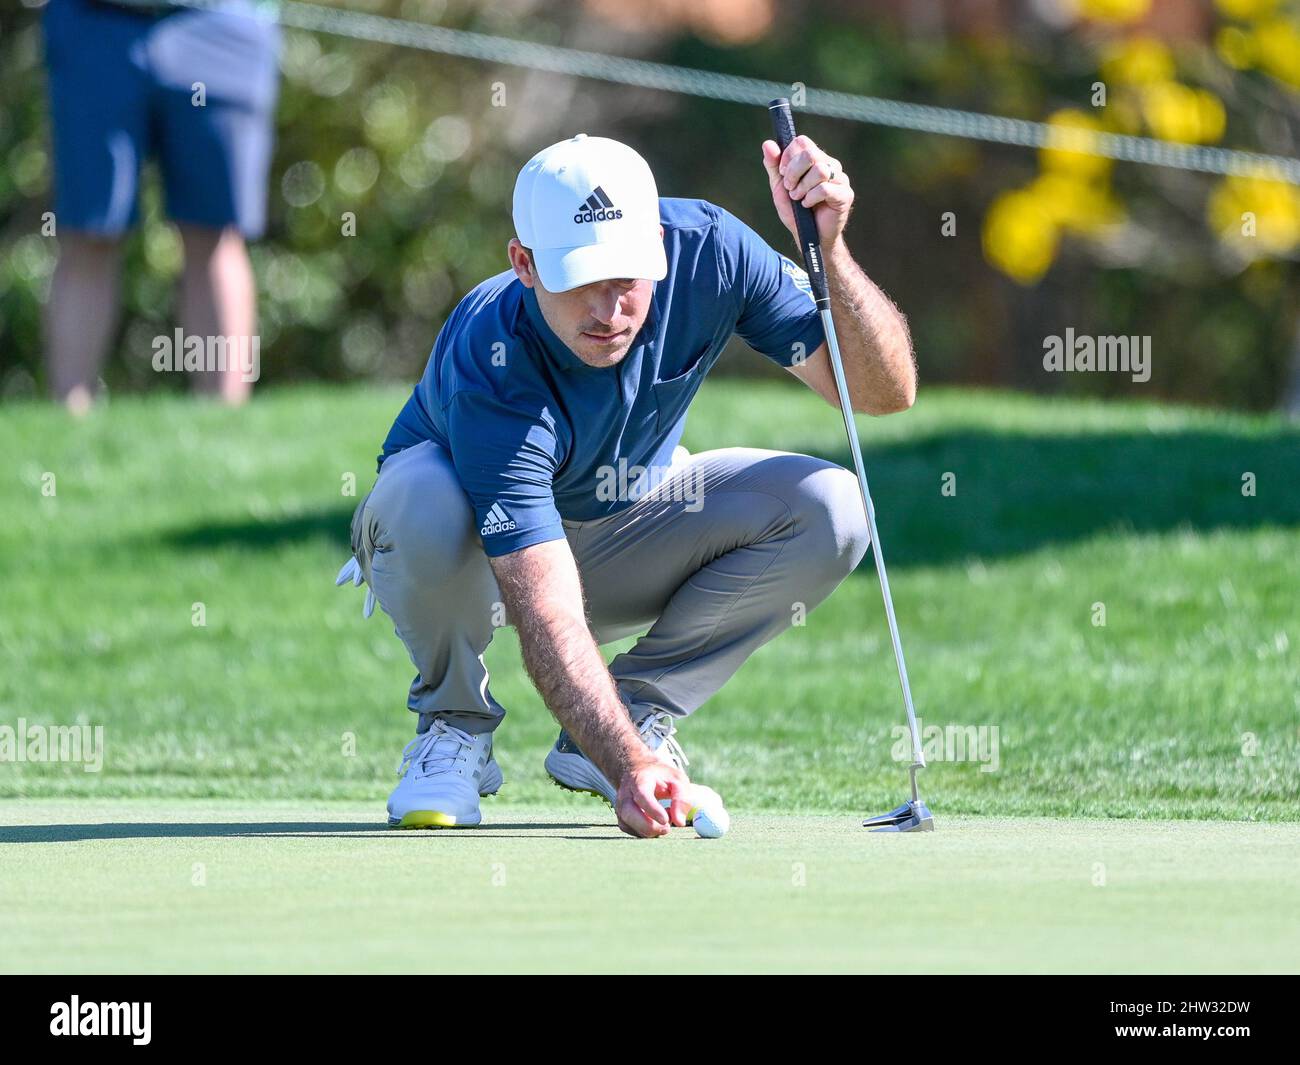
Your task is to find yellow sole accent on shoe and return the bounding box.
[396,810,458,829]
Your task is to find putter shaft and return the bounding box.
[818,307,925,790]
[767,97,927,816]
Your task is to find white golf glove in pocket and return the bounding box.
[334,556,376,618]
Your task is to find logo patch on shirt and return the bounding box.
[480,502,517,536]
[780,255,815,304]
[574,186,623,224]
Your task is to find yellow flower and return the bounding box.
[1029,173,1125,234]
[1213,0,1279,19]
[1040,110,1112,179]
[1142,82,1225,143]
[1215,26,1255,69]
[1195,90,1227,143]
[1079,0,1151,23]
[1252,18,1300,88]
[1100,37,1175,85]
[983,189,1060,284]
[1207,176,1300,256]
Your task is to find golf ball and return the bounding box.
[689,785,730,839]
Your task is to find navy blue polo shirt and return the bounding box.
[379,197,824,557]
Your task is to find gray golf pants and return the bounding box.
[348,440,870,734]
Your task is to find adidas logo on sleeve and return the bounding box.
[573,186,623,224]
[480,502,517,536]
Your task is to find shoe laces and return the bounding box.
[640,713,689,770]
[397,720,476,779]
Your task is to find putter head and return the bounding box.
[862,799,935,833]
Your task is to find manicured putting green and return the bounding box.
[2,800,1296,973]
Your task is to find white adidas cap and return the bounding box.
[512,134,667,293]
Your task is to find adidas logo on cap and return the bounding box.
[480,502,517,536]
[573,186,623,224]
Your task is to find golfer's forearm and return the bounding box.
[517,612,645,782]
[490,544,648,786]
[825,239,915,415]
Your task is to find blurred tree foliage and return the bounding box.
[0,0,1297,409]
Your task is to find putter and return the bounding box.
[768,99,934,834]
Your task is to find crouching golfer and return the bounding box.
[338,131,914,838]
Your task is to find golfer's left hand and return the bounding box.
[762,134,853,248]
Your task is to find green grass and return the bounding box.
[3,380,1298,973]
[1,380,1297,821]
[2,800,1297,973]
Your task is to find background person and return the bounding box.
[41,0,280,412]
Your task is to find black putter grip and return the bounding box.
[768,98,830,306]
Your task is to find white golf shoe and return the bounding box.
[387,719,502,828]
[544,712,688,809]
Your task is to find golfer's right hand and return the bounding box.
[615,760,691,838]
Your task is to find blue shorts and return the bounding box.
[43,0,281,238]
